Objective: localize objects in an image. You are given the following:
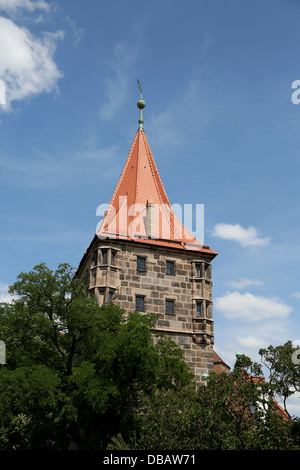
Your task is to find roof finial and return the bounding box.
[137,79,146,130]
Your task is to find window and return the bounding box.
[166,299,174,315]
[137,256,146,272]
[102,250,108,264]
[111,251,115,265]
[108,291,113,302]
[135,295,145,312]
[92,250,98,266]
[196,264,201,278]
[166,261,174,275]
[196,302,202,317]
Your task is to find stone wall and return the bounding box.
[78,238,215,383]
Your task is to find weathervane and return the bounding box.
[137,78,142,97]
[137,78,145,130]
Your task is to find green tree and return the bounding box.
[259,341,300,417]
[0,263,193,450]
[2,262,299,450]
[121,353,300,450]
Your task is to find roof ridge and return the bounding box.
[135,130,141,203]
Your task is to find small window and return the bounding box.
[179,337,185,345]
[92,250,98,266]
[108,291,113,301]
[196,264,201,278]
[166,299,174,315]
[136,295,145,312]
[111,251,115,265]
[102,250,108,264]
[166,261,174,275]
[137,256,146,272]
[196,302,202,317]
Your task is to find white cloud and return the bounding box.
[285,393,300,418]
[215,291,292,322]
[236,335,270,350]
[98,42,139,121]
[0,0,49,14]
[65,16,85,46]
[228,278,264,290]
[292,292,300,299]
[147,67,213,152]
[0,16,63,111]
[212,223,271,247]
[0,282,16,303]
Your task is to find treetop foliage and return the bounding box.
[0,262,299,450]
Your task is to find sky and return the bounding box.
[1,0,300,412]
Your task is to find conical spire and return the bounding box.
[97,84,216,256]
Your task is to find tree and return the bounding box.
[2,262,299,450]
[0,263,193,450]
[259,341,300,417]
[116,352,300,450]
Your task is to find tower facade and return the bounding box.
[76,88,217,383]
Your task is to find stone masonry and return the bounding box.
[78,236,215,384]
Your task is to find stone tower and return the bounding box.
[76,85,217,383]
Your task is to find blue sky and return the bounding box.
[1,0,300,412]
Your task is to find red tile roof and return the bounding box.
[213,350,231,373]
[97,129,217,256]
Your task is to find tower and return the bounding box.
[76,83,217,383]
